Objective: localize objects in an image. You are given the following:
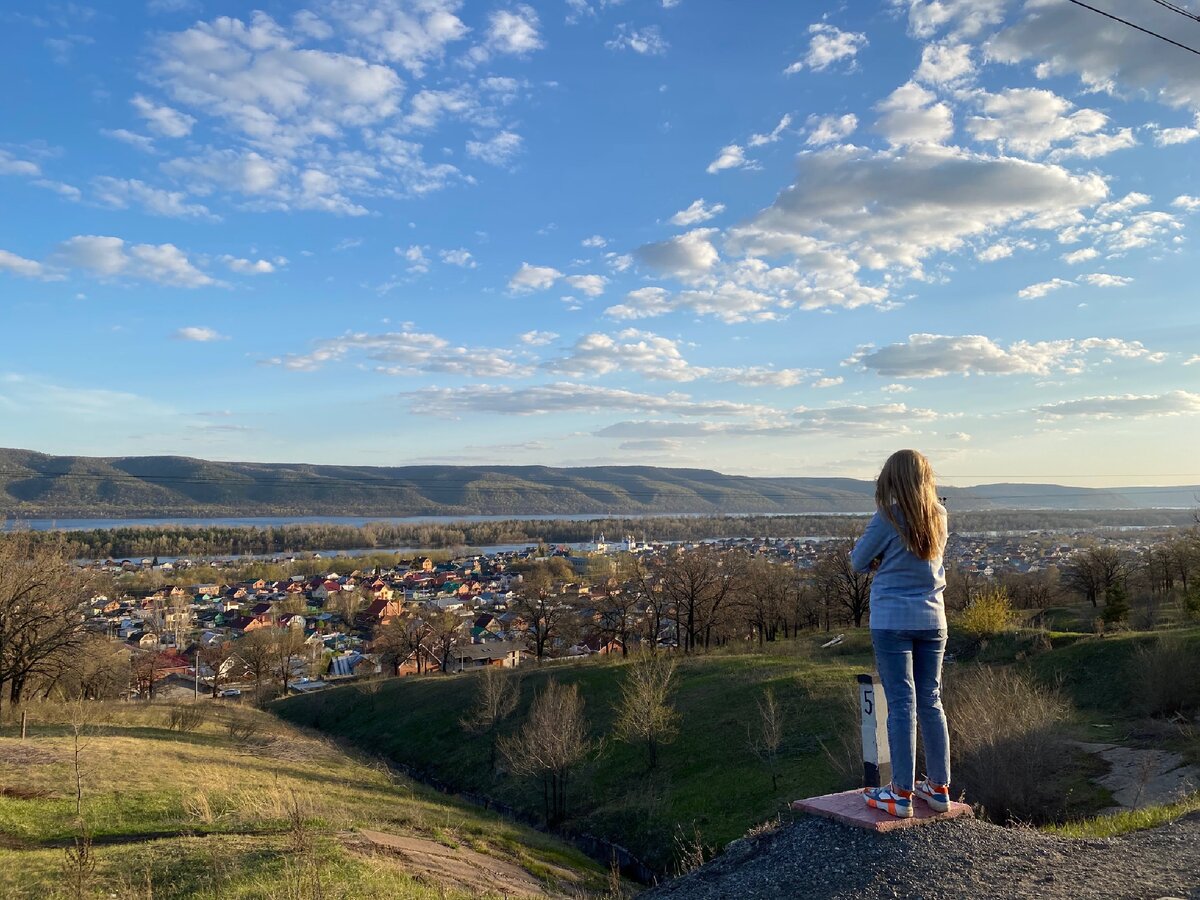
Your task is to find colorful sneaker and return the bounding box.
[863,785,913,818]
[915,779,951,813]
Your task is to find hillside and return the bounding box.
[0,701,606,899]
[2,448,1197,519]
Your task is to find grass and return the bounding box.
[275,634,877,873]
[1043,792,1200,839]
[0,701,606,899]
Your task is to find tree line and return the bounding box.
[8,508,1193,559]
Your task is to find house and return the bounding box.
[364,598,404,626]
[444,640,525,672]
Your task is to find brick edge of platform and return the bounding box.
[790,790,974,833]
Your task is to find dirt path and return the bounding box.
[351,829,566,898]
[1072,741,1199,812]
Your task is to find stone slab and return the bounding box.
[791,789,974,833]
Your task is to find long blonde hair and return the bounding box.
[875,449,946,562]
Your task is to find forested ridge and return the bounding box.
[3,448,1198,520]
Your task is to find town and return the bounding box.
[62,523,1194,704]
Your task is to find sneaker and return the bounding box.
[863,785,913,818]
[914,779,951,813]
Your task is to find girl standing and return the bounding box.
[850,449,952,818]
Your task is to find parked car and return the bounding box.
[218,688,242,698]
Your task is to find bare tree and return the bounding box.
[500,679,592,825]
[0,535,93,716]
[741,558,793,646]
[1062,546,1128,608]
[748,687,784,791]
[461,665,521,771]
[373,610,429,675]
[198,642,237,698]
[612,651,680,770]
[237,629,274,700]
[272,627,308,694]
[812,541,872,628]
[657,549,723,653]
[513,564,575,663]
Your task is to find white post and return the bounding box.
[857,673,891,788]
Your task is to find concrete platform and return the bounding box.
[791,789,973,833]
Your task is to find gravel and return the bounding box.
[643,812,1200,900]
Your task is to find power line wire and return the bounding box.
[1067,0,1200,55]
[1146,0,1200,25]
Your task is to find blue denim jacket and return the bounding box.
[850,507,947,631]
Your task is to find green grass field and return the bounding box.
[276,620,1200,872]
[0,702,606,899]
[276,633,881,873]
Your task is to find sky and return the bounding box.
[1,0,1199,488]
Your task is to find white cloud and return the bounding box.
[965,88,1107,157]
[509,262,563,292]
[845,333,1165,378]
[405,382,765,417]
[0,150,41,177]
[748,114,792,147]
[733,144,1106,280]
[519,330,558,346]
[1046,128,1137,161]
[595,402,940,439]
[915,42,974,85]
[484,5,544,56]
[1062,247,1098,265]
[605,24,668,55]
[173,326,227,341]
[398,244,429,273]
[563,274,608,296]
[670,198,725,226]
[1018,277,1074,299]
[325,0,467,76]
[806,113,857,146]
[0,249,53,280]
[102,128,157,152]
[706,143,752,174]
[131,94,195,138]
[875,82,954,146]
[440,248,476,268]
[55,235,217,287]
[1038,391,1200,420]
[153,12,404,153]
[882,383,913,394]
[542,328,814,386]
[266,327,532,378]
[581,234,608,248]
[1172,195,1200,212]
[92,176,213,219]
[466,131,523,166]
[1152,119,1200,146]
[221,255,276,274]
[1079,273,1132,288]
[901,0,1006,39]
[635,228,720,279]
[812,376,844,388]
[1184,355,1200,366]
[785,23,867,74]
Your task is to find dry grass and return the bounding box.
[944,666,1072,824]
[1131,636,1200,717]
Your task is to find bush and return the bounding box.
[165,704,207,732]
[1101,584,1130,626]
[956,587,1015,638]
[944,666,1070,824]
[1132,636,1200,717]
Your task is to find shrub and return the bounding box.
[165,704,207,732]
[944,666,1069,824]
[956,586,1015,638]
[1132,636,1200,717]
[1182,585,1200,622]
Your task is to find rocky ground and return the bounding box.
[644,811,1200,900]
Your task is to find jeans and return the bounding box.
[871,628,951,792]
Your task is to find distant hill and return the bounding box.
[0,448,1196,519]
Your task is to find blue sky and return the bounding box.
[1,0,1199,486]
